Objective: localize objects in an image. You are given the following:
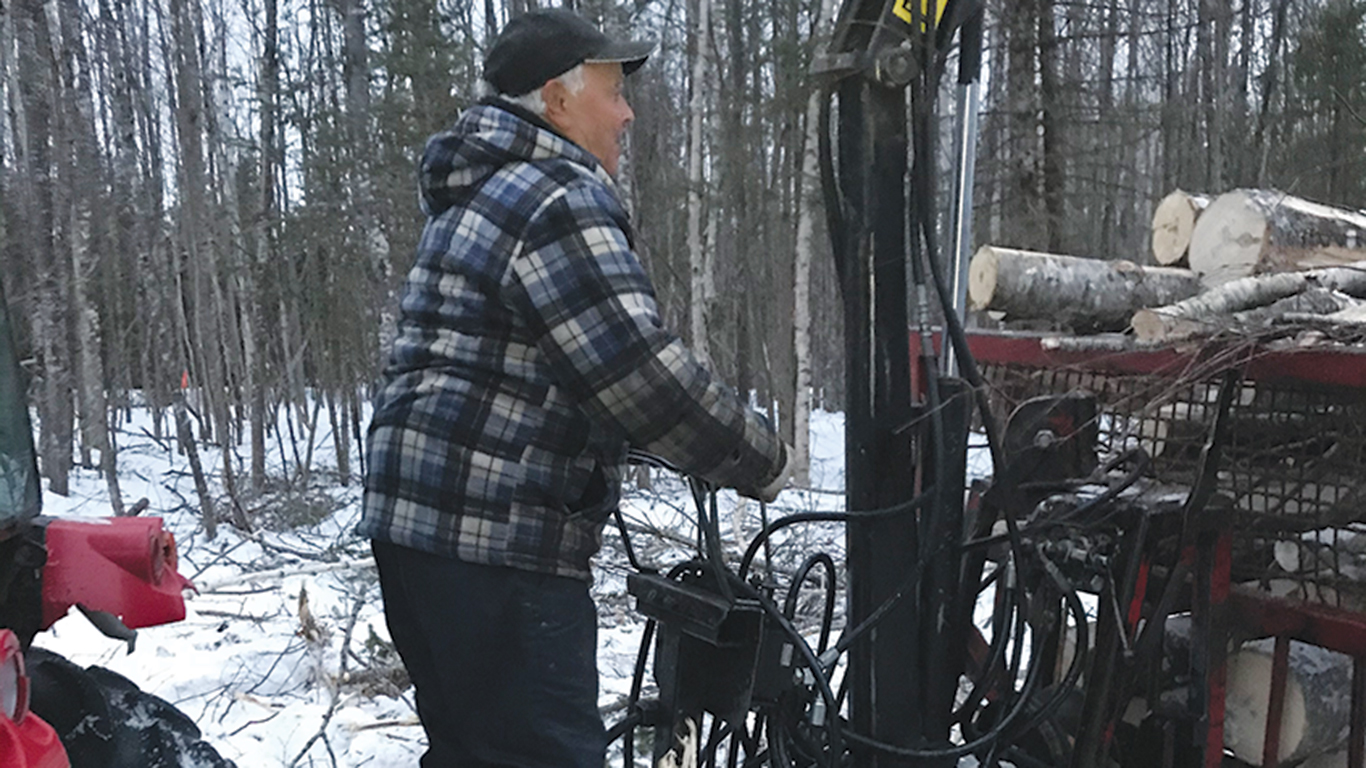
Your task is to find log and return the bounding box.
[967,246,1202,331]
[1151,190,1211,266]
[1131,262,1366,342]
[1224,638,1353,765]
[1188,190,1366,287]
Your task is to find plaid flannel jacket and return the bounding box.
[359,101,783,580]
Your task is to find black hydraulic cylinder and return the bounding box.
[840,76,920,767]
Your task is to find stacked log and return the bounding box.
[1187,190,1366,287]
[967,247,1201,331]
[1151,190,1211,267]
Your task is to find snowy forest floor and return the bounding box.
[34,404,895,767]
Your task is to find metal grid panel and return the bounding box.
[981,360,1366,602]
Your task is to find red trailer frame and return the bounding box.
[959,329,1366,768]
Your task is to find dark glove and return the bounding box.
[750,442,794,504]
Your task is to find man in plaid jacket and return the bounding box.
[359,9,791,767]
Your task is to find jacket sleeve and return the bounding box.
[505,178,783,494]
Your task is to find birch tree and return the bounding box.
[686,0,713,368]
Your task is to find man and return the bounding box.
[360,8,791,767]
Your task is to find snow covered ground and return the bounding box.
[35,405,883,767]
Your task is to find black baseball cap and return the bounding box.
[484,9,656,96]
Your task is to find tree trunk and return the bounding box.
[339,0,394,361]
[1188,190,1366,287]
[1151,190,1212,266]
[968,246,1202,330]
[174,396,216,539]
[1037,0,1064,253]
[1002,0,1042,250]
[245,0,277,490]
[16,0,73,496]
[791,97,818,484]
[789,0,837,486]
[53,0,124,514]
[686,0,712,367]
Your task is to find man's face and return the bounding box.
[545,62,635,176]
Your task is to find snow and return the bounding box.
[31,404,997,766]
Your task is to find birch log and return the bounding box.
[1224,638,1352,766]
[1131,262,1366,342]
[968,246,1202,330]
[1188,190,1366,287]
[1151,190,1211,266]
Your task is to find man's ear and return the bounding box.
[542,78,570,122]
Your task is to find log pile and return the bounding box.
[969,189,1366,342]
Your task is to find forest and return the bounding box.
[1,0,1364,524]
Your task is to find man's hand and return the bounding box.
[751,442,795,503]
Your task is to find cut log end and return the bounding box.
[1131,308,1170,342]
[968,246,1000,309]
[1188,190,1270,287]
[1151,190,1209,266]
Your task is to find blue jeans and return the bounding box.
[372,541,606,767]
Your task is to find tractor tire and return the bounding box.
[24,647,236,768]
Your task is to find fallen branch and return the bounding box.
[1131,262,1366,342]
[195,557,376,593]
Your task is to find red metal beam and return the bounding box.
[961,330,1366,390]
[1262,636,1290,768]
[1229,585,1366,657]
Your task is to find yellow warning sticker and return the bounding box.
[892,0,948,28]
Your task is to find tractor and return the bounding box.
[0,275,233,768]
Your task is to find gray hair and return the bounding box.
[483,64,587,116]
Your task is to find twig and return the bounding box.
[1332,86,1366,128]
[201,585,281,596]
[289,591,366,768]
[243,530,342,561]
[288,693,341,767]
[346,717,422,732]
[197,557,375,592]
[186,538,254,582]
[194,608,280,623]
[227,709,281,737]
[338,590,367,680]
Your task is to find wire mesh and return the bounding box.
[981,357,1366,607]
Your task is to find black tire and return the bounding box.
[24,647,237,768]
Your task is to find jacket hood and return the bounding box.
[419,99,611,218]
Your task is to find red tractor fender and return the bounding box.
[0,630,67,768]
[39,517,193,631]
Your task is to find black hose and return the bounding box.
[738,489,937,579]
[785,552,839,654]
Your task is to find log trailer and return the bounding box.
[608,1,1366,767]
[0,275,234,768]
